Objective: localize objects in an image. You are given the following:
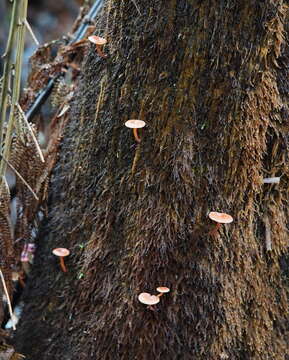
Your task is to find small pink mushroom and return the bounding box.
[138,292,160,306]
[52,248,70,273]
[88,35,107,58]
[125,120,146,143]
[208,211,233,235]
[156,286,170,297]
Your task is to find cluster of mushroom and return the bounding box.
[138,287,170,307]
[86,33,276,253]
[70,34,235,300]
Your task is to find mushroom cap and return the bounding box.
[208,211,233,224]
[88,35,107,45]
[156,286,170,293]
[125,120,146,129]
[138,292,160,305]
[52,248,70,257]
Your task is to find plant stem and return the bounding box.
[0,0,28,178]
[13,0,28,135]
[24,18,39,45]
[0,0,19,147]
[133,128,141,142]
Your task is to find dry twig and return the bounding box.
[0,268,15,330]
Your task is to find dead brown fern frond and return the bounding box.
[50,77,69,109]
[0,180,13,298]
[9,130,45,244]
[0,345,25,359]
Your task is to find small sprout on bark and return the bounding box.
[208,211,233,235]
[57,104,70,118]
[264,215,272,251]
[263,177,280,184]
[77,272,84,279]
[52,248,70,273]
[88,35,107,58]
[156,287,170,297]
[125,119,146,143]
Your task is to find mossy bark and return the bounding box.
[14,0,289,359]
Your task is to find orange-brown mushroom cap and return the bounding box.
[88,35,107,46]
[208,212,233,224]
[52,248,70,257]
[138,293,160,305]
[125,120,146,129]
[156,287,170,294]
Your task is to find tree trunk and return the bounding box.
[14,0,289,359]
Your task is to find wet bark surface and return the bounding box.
[12,0,289,359]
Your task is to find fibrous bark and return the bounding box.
[14,1,289,359]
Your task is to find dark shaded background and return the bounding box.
[0,0,82,76]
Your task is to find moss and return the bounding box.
[13,0,289,359]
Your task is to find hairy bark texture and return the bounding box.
[14,0,289,359]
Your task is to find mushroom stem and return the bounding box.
[157,293,164,298]
[96,45,106,58]
[210,222,221,236]
[133,128,141,143]
[59,256,67,273]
